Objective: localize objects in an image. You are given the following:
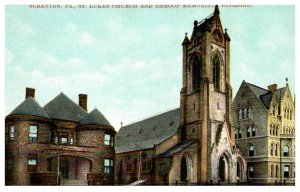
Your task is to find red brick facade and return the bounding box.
[5,92,115,186]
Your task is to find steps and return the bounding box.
[61,179,88,186]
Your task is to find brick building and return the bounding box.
[5,88,116,185]
[233,80,295,184]
[115,6,247,185]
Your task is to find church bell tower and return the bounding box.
[179,5,237,184]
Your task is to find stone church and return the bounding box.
[115,6,247,185]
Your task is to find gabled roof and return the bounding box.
[80,108,112,126]
[260,87,286,109]
[115,108,180,154]
[9,97,51,119]
[246,82,268,99]
[157,139,197,158]
[242,81,286,110]
[43,92,87,122]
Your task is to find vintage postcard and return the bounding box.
[4,1,296,190]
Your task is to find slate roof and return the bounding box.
[260,88,285,109]
[246,82,268,99]
[245,81,286,110]
[9,97,51,119]
[157,139,197,158]
[115,108,180,154]
[43,92,88,122]
[80,108,112,126]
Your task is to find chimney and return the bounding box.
[26,87,35,99]
[268,84,277,93]
[79,94,87,111]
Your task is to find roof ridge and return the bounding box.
[44,92,87,114]
[245,81,267,91]
[123,107,179,127]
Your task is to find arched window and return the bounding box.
[235,128,242,139]
[271,165,274,178]
[238,109,243,120]
[252,126,256,137]
[191,56,201,90]
[243,108,247,119]
[238,129,242,138]
[284,108,287,119]
[274,144,278,156]
[247,127,251,137]
[283,145,289,157]
[247,108,252,118]
[249,145,254,156]
[212,55,220,90]
[270,143,274,156]
[270,124,273,135]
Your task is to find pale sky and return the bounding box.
[5,5,295,131]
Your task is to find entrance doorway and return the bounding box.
[180,154,192,183]
[218,152,231,183]
[218,155,226,181]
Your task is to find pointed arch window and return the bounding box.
[212,55,220,90]
[270,143,274,156]
[251,126,256,137]
[243,108,247,119]
[247,108,252,118]
[247,127,251,138]
[238,109,243,120]
[191,56,201,90]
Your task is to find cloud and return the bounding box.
[63,23,97,45]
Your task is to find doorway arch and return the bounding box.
[218,151,232,183]
[180,153,193,182]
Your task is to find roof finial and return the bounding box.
[225,28,227,33]
[194,20,198,27]
[185,32,188,36]
[120,121,123,128]
[286,77,289,85]
[214,5,220,15]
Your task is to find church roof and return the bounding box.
[9,97,51,119]
[43,92,87,122]
[157,139,197,158]
[115,108,180,154]
[80,108,112,126]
